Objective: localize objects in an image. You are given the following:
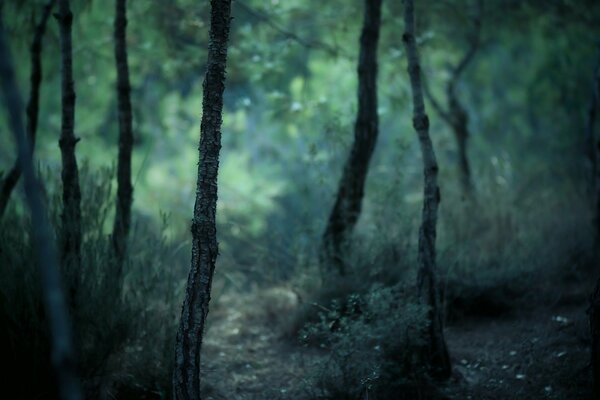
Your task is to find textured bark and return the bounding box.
[0,19,82,400]
[586,45,600,245]
[589,46,600,399]
[172,0,232,398]
[112,0,134,276]
[425,0,482,196]
[591,278,600,399]
[321,0,381,275]
[402,0,452,379]
[57,0,82,278]
[0,0,55,218]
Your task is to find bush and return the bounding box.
[299,284,431,400]
[0,166,187,399]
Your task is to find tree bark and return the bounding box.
[112,0,134,277]
[591,278,600,399]
[402,0,452,379]
[587,44,600,246]
[0,0,55,218]
[588,44,600,399]
[57,0,82,280]
[0,17,82,400]
[425,0,482,196]
[320,0,382,276]
[172,0,232,398]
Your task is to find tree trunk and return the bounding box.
[112,0,134,277]
[321,0,382,276]
[447,82,473,195]
[0,0,55,218]
[0,17,82,400]
[588,45,600,246]
[402,0,452,379]
[425,0,481,196]
[57,0,82,282]
[172,0,232,398]
[588,44,600,399]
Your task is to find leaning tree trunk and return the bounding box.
[402,0,452,379]
[0,18,82,400]
[112,0,134,278]
[320,0,381,276]
[172,0,232,399]
[0,0,55,218]
[57,0,82,282]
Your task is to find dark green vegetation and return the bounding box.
[1,0,600,399]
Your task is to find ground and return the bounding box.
[199,273,594,400]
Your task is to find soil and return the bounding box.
[199,274,595,400]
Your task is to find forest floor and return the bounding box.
[199,270,594,400]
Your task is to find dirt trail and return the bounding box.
[444,304,591,399]
[199,280,594,400]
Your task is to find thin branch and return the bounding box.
[234,0,349,59]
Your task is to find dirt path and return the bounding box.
[198,281,593,400]
[444,302,592,399]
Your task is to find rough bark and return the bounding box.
[425,0,482,196]
[57,0,82,279]
[0,0,55,218]
[588,44,600,399]
[320,0,382,276]
[0,18,82,400]
[402,0,452,379]
[172,0,232,398]
[112,0,134,276]
[591,278,600,399]
[587,44,600,245]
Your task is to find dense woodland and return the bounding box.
[1,0,600,399]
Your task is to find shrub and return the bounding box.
[0,166,186,398]
[299,284,430,400]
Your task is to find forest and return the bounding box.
[1,0,600,399]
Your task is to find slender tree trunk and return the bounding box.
[592,279,600,399]
[112,0,134,277]
[172,0,232,398]
[447,82,473,194]
[0,0,55,218]
[587,44,600,399]
[57,0,82,281]
[0,18,82,400]
[320,0,382,276]
[426,0,481,196]
[402,0,451,379]
[588,45,600,246]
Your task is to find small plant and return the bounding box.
[300,284,429,400]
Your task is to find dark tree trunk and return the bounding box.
[172,0,232,398]
[591,279,600,399]
[321,0,382,276]
[0,0,55,218]
[587,45,600,245]
[425,1,482,196]
[112,0,134,277]
[588,44,600,399]
[402,0,452,379]
[446,81,473,195]
[57,0,82,280]
[0,18,82,400]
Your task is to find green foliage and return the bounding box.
[0,167,185,398]
[299,285,428,400]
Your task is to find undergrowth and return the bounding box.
[0,166,187,399]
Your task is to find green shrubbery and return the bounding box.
[299,284,432,399]
[0,167,186,398]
